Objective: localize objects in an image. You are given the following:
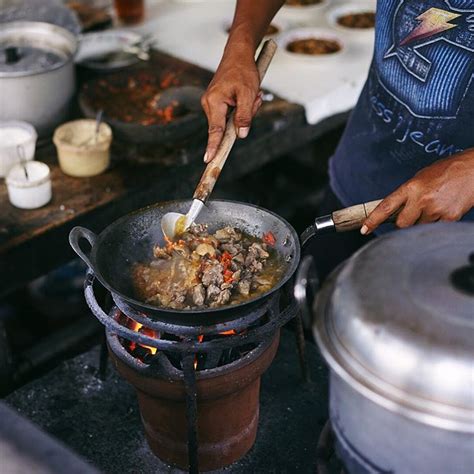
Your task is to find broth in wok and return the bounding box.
[132,224,283,310]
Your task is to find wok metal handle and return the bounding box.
[294,255,319,329]
[301,199,399,247]
[69,226,97,270]
[193,39,278,203]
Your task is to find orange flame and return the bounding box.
[129,320,158,355]
[194,334,204,370]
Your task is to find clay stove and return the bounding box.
[84,270,302,473]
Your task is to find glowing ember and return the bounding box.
[194,334,204,370]
[219,329,237,336]
[128,319,158,356]
[120,314,241,370]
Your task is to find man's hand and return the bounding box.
[361,149,474,234]
[200,0,285,163]
[201,46,262,163]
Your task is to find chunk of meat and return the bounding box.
[249,242,269,259]
[238,279,251,297]
[206,284,221,301]
[214,226,242,243]
[211,289,231,307]
[192,284,206,306]
[195,243,216,257]
[201,261,224,287]
[232,253,245,265]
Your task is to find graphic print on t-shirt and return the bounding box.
[376,0,474,118]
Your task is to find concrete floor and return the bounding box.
[6,329,331,473]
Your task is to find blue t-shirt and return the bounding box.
[330,0,474,223]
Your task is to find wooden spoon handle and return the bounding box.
[332,200,383,232]
[193,39,278,202]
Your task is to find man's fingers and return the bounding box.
[394,200,422,228]
[361,193,406,235]
[234,87,257,139]
[202,95,228,163]
[417,210,441,224]
[252,96,263,116]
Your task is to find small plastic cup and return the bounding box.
[0,121,37,178]
[7,161,52,210]
[53,119,113,178]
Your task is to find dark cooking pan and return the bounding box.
[69,200,301,325]
[79,70,206,145]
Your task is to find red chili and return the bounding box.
[223,269,234,283]
[263,231,276,246]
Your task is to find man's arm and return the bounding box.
[361,149,474,234]
[201,0,285,163]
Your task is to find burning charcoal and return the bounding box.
[192,284,206,306]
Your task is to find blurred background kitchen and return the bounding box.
[0,1,377,472]
[0,0,375,393]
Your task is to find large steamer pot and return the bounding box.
[296,222,474,474]
[0,22,77,136]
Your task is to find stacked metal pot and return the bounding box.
[0,21,77,136]
[298,222,474,474]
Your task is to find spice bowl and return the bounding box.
[326,2,376,35]
[53,119,113,177]
[277,28,345,63]
[280,0,329,20]
[6,161,52,209]
[0,121,37,178]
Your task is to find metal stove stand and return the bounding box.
[84,269,308,474]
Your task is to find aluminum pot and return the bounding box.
[0,21,77,136]
[296,222,474,474]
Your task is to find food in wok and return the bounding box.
[81,71,189,126]
[133,224,283,310]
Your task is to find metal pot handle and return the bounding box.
[69,226,97,270]
[294,255,319,328]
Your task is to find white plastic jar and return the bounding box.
[0,121,37,177]
[6,161,52,209]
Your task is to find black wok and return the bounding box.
[79,72,206,145]
[69,200,300,325]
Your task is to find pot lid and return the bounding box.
[0,21,77,76]
[0,0,81,35]
[314,222,474,432]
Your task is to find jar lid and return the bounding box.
[0,21,77,76]
[314,223,474,432]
